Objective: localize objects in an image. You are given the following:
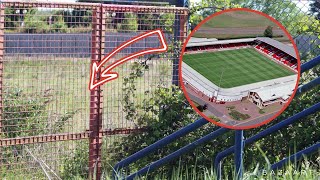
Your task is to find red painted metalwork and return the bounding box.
[89,5,104,179]
[0,1,188,178]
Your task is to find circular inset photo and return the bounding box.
[179,8,300,129]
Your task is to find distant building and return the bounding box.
[248,84,294,109]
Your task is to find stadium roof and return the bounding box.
[253,84,295,102]
[188,37,218,43]
[256,37,297,59]
[186,37,297,59]
[186,38,256,48]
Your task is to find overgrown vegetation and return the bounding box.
[21,9,68,33]
[2,87,49,138]
[1,86,79,179]
[61,141,89,179]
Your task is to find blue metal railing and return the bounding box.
[113,55,320,180]
[125,128,229,179]
[297,77,320,95]
[300,55,320,73]
[271,142,320,170]
[112,118,208,177]
[214,102,320,179]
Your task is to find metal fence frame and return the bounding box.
[0,1,188,179]
[0,0,319,179]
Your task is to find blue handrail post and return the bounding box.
[235,130,244,180]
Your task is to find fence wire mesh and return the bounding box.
[0,1,188,179]
[0,0,319,179]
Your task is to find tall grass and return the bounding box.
[102,160,319,180]
[106,146,319,180]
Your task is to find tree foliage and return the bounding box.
[264,25,273,38]
[117,12,138,32]
[62,9,92,28]
[310,0,320,20]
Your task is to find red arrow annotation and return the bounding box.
[89,29,168,91]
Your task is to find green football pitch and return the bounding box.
[183,48,295,88]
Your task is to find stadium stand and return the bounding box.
[185,37,298,71]
[182,37,298,107]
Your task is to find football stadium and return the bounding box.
[182,37,298,112]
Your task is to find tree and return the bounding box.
[62,9,92,28]
[264,25,273,38]
[189,0,307,33]
[23,9,50,33]
[51,15,68,33]
[4,7,21,31]
[117,12,138,32]
[310,0,320,20]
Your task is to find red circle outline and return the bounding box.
[179,8,301,130]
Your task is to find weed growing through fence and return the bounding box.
[2,87,48,138]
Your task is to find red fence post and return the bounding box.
[89,4,105,180]
[0,3,4,171]
[0,2,4,136]
[180,10,188,42]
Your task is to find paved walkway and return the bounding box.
[184,84,283,128]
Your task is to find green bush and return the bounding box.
[23,9,68,33]
[23,9,50,33]
[61,141,89,180]
[2,87,48,138]
[117,13,138,32]
[51,15,68,33]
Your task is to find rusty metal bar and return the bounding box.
[1,0,188,14]
[103,4,188,13]
[0,0,4,135]
[89,4,105,180]
[0,131,92,146]
[180,9,188,42]
[1,0,100,9]
[0,127,146,147]
[0,2,4,171]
